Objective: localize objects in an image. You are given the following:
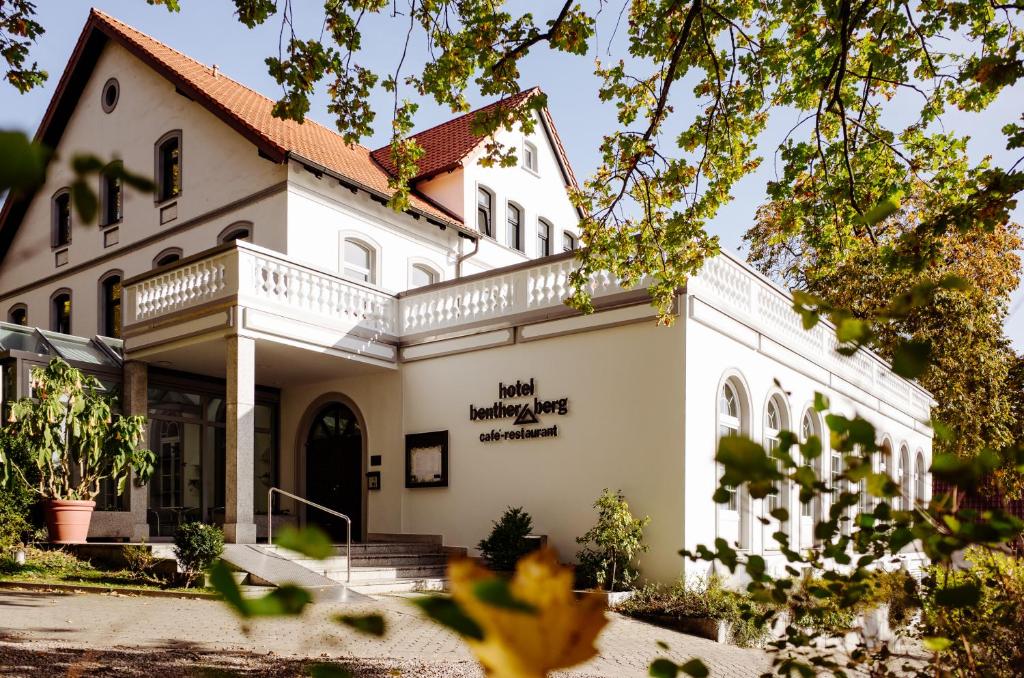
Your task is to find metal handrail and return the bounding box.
[267,487,351,583]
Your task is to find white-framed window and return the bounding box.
[717,376,749,549]
[764,395,790,540]
[563,231,577,252]
[800,411,817,518]
[477,186,493,237]
[718,382,741,511]
[507,203,523,251]
[343,238,376,284]
[537,218,552,257]
[831,447,849,535]
[899,444,911,511]
[523,141,538,172]
[915,451,927,506]
[410,263,439,289]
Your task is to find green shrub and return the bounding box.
[864,568,920,631]
[123,540,158,580]
[173,522,224,587]
[0,430,38,554]
[0,546,93,577]
[921,547,1024,677]
[575,489,649,591]
[786,576,859,635]
[478,506,534,571]
[619,575,770,647]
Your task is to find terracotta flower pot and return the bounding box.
[43,499,95,544]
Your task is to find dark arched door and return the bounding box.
[305,402,363,541]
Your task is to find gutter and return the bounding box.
[455,234,480,278]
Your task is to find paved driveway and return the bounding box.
[0,589,768,677]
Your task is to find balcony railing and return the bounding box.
[123,242,397,338]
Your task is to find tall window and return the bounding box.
[899,445,911,511]
[7,305,27,326]
[915,451,926,506]
[563,231,577,252]
[51,292,72,334]
[156,131,182,202]
[523,141,538,172]
[800,411,817,518]
[410,264,438,289]
[343,239,375,283]
[101,274,122,338]
[100,162,123,226]
[718,382,741,511]
[507,203,522,251]
[764,397,789,533]
[52,189,71,247]
[476,187,493,237]
[831,448,846,533]
[537,219,552,257]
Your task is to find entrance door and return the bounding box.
[305,402,363,541]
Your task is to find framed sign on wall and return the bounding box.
[405,430,449,488]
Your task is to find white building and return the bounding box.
[0,10,932,585]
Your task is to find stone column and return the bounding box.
[224,332,257,543]
[123,360,151,542]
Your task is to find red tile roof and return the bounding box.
[87,9,463,229]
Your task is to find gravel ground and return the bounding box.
[0,588,769,677]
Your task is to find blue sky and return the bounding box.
[2,1,1022,350]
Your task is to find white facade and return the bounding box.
[0,11,932,584]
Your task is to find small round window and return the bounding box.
[101,78,119,113]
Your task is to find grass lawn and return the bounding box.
[0,546,211,594]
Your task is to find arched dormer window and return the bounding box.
[52,188,72,248]
[50,289,72,334]
[218,221,253,244]
[343,238,376,284]
[506,202,523,251]
[155,130,182,203]
[99,270,123,338]
[7,304,27,326]
[409,263,439,289]
[476,186,493,237]
[562,231,577,252]
[153,247,183,268]
[537,218,552,257]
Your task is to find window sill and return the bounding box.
[522,166,540,178]
[53,248,69,267]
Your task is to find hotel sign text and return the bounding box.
[469,378,568,442]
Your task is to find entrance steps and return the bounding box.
[260,541,461,595]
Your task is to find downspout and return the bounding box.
[455,233,479,278]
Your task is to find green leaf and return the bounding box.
[836,317,868,344]
[891,339,931,378]
[336,613,385,636]
[473,578,537,613]
[410,596,484,640]
[0,131,48,192]
[70,178,97,223]
[245,585,313,616]
[923,636,953,652]
[679,659,709,678]
[275,525,334,560]
[649,658,678,678]
[860,191,903,226]
[935,583,981,608]
[813,392,830,411]
[209,560,247,615]
[769,507,789,522]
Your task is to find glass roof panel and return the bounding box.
[39,330,119,367]
[97,335,124,360]
[0,322,50,354]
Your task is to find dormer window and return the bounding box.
[155,131,182,202]
[52,189,72,248]
[523,141,538,173]
[507,203,522,252]
[100,162,123,226]
[343,239,375,284]
[563,231,577,252]
[476,186,493,237]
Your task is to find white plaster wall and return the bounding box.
[0,41,287,332]
[277,369,405,537]
[285,165,461,293]
[400,319,688,583]
[681,298,933,578]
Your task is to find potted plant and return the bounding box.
[575,488,650,605]
[0,358,154,544]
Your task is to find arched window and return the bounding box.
[800,410,820,519]
[153,248,183,268]
[915,451,926,506]
[52,188,72,248]
[51,290,72,334]
[7,304,27,326]
[410,263,439,289]
[100,161,123,227]
[218,221,253,244]
[563,231,577,252]
[476,186,493,237]
[523,140,538,172]
[764,394,790,540]
[343,238,375,284]
[507,203,522,251]
[155,131,182,202]
[99,272,123,338]
[717,376,750,549]
[899,444,911,511]
[537,218,552,257]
